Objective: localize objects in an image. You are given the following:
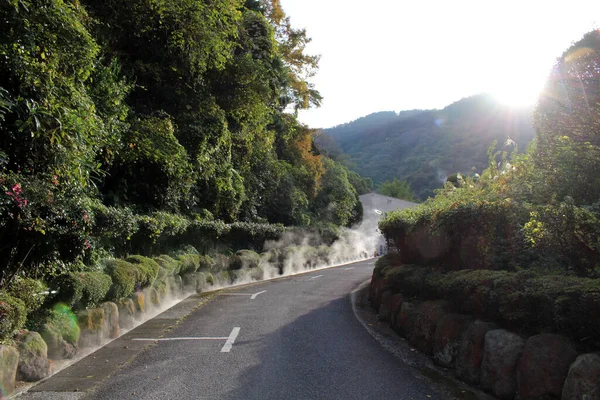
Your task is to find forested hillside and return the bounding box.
[0,0,375,293]
[317,95,534,199]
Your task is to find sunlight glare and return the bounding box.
[490,71,546,107]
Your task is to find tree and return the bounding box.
[378,178,417,202]
[534,30,600,205]
[259,0,322,112]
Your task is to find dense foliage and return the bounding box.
[377,178,417,202]
[0,0,371,296]
[318,95,534,199]
[380,30,600,278]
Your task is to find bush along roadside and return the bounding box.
[0,242,355,397]
[369,255,600,400]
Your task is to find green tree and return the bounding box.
[378,178,417,202]
[534,30,600,205]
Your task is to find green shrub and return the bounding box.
[198,255,216,271]
[104,259,138,300]
[55,271,112,310]
[0,292,27,342]
[178,254,200,275]
[91,202,139,255]
[7,277,47,314]
[229,250,260,270]
[125,255,160,287]
[153,255,181,275]
[382,265,600,350]
[46,304,80,345]
[205,273,215,286]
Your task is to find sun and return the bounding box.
[490,72,546,107]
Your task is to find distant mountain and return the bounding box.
[316,94,535,199]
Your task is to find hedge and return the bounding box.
[229,250,260,270]
[378,261,600,350]
[124,255,160,287]
[0,292,27,342]
[54,271,112,310]
[379,197,599,277]
[178,254,200,275]
[91,203,286,257]
[153,255,181,275]
[104,259,138,300]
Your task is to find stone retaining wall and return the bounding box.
[0,279,189,399]
[369,273,600,400]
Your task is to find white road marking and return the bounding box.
[250,290,267,300]
[221,327,241,353]
[219,290,267,300]
[219,293,254,296]
[368,262,375,265]
[345,267,355,270]
[132,337,229,341]
[309,275,323,280]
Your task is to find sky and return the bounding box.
[279,0,600,129]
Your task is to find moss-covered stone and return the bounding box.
[77,308,105,348]
[145,287,160,307]
[0,345,19,396]
[205,273,215,286]
[40,324,77,360]
[16,331,50,382]
[117,298,135,329]
[131,291,145,315]
[101,302,120,339]
[195,272,207,294]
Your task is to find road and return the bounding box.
[75,259,446,400]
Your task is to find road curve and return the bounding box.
[71,259,447,400]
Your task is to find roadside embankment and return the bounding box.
[369,255,600,400]
[0,244,370,399]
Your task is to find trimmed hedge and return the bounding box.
[124,255,160,287]
[55,272,112,310]
[0,292,27,341]
[104,259,138,300]
[178,254,200,275]
[379,262,600,350]
[198,255,216,271]
[379,196,599,277]
[153,255,181,275]
[229,250,260,270]
[91,203,286,257]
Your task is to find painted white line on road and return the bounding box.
[345,267,355,270]
[250,290,267,300]
[133,337,229,341]
[219,293,254,296]
[309,275,323,280]
[219,290,267,300]
[221,327,241,353]
[368,262,375,265]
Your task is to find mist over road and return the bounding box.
[81,259,444,400]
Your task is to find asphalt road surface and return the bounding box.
[84,259,446,400]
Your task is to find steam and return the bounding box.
[42,205,383,384]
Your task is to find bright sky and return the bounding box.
[279,0,600,129]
